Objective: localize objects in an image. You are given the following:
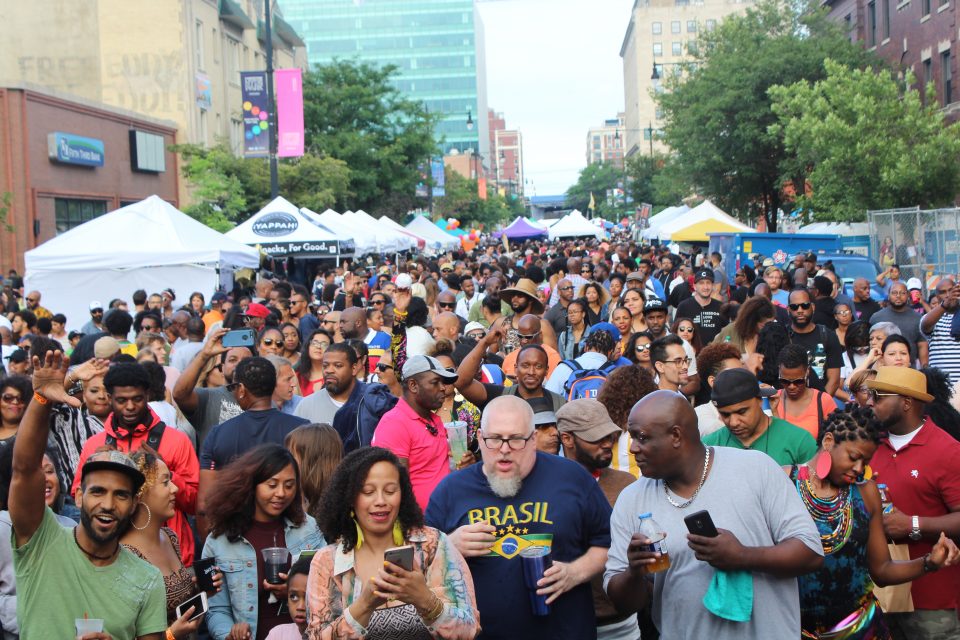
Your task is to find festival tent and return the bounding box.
[343,210,411,254]
[404,215,460,251]
[548,210,605,240]
[641,204,690,240]
[300,208,375,257]
[499,216,548,240]
[654,200,754,242]
[377,215,427,251]
[25,195,259,332]
[227,196,353,258]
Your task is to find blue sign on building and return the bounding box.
[47,132,105,167]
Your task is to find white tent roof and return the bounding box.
[25,195,259,270]
[403,215,461,251]
[227,197,349,257]
[641,204,690,239]
[300,208,373,256]
[344,210,413,253]
[655,200,753,241]
[375,216,429,251]
[548,210,605,240]
[799,221,870,236]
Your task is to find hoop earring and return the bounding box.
[351,511,364,550]
[814,450,833,480]
[132,503,152,531]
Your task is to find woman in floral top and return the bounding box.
[306,447,480,640]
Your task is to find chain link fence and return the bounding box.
[867,206,960,287]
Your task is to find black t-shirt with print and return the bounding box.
[675,296,726,343]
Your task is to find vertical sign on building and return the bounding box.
[241,71,269,158]
[430,158,445,198]
[275,68,304,158]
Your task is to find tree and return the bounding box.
[624,153,690,209]
[302,60,440,218]
[433,169,515,228]
[565,163,628,219]
[657,0,875,230]
[769,60,960,220]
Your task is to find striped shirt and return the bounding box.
[922,311,960,383]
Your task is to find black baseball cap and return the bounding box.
[711,368,775,408]
[694,268,715,283]
[643,298,667,314]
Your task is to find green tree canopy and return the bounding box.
[565,163,628,219]
[657,0,875,230]
[769,60,960,220]
[434,168,519,229]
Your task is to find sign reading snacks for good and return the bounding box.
[47,132,104,167]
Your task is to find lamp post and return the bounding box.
[264,0,278,198]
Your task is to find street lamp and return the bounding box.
[466,109,474,131]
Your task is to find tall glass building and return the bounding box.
[279,0,489,159]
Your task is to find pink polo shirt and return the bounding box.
[372,397,450,510]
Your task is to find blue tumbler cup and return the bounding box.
[521,545,553,616]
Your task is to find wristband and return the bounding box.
[166,629,176,640]
[32,392,48,405]
[922,552,940,573]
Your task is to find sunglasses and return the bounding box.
[788,302,812,311]
[310,340,329,349]
[0,394,23,404]
[835,309,851,316]
[635,344,651,352]
[778,377,807,387]
[376,363,394,372]
[869,390,899,401]
[91,308,104,314]
[370,299,385,305]
[518,332,540,340]
[580,269,592,274]
[26,298,37,303]
[559,286,575,291]
[438,302,456,309]
[141,324,159,331]
[261,338,279,346]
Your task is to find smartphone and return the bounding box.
[683,510,719,538]
[175,591,208,622]
[222,328,255,348]
[384,545,414,572]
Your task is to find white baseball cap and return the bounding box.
[395,273,413,289]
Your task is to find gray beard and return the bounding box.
[483,467,523,498]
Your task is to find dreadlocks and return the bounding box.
[818,405,886,447]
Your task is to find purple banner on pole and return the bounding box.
[241,71,269,158]
[275,68,304,158]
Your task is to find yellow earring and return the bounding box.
[393,520,404,546]
[351,511,364,550]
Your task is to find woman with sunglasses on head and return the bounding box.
[306,446,479,640]
[296,330,333,396]
[557,299,591,360]
[279,323,301,368]
[774,344,839,440]
[790,407,959,639]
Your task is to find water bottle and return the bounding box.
[637,513,671,574]
[877,483,894,514]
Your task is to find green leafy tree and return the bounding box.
[657,0,875,230]
[434,169,513,229]
[302,60,440,218]
[0,192,14,232]
[565,163,628,218]
[769,60,960,220]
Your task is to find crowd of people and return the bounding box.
[0,236,959,640]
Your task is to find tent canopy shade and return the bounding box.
[227,196,353,257]
[548,210,605,240]
[499,216,548,240]
[403,215,460,251]
[655,200,753,242]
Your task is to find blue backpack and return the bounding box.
[333,383,398,453]
[561,359,618,400]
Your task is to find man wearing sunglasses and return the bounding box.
[786,288,842,396]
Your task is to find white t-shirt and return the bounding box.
[887,424,923,451]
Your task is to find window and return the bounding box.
[226,37,241,85]
[922,0,930,16]
[688,40,698,54]
[231,118,243,154]
[923,58,933,88]
[653,63,664,78]
[866,1,876,46]
[672,41,683,55]
[655,107,664,119]
[652,22,662,35]
[55,199,107,234]
[882,0,890,39]
[195,20,204,70]
[687,20,697,32]
[671,21,681,33]
[199,109,208,143]
[942,50,952,105]
[653,42,663,56]
[705,19,716,30]
[643,129,652,141]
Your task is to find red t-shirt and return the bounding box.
[870,418,960,610]
[372,397,450,510]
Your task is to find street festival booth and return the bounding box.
[24,195,259,331]
[641,204,690,240]
[654,199,754,242]
[378,215,428,252]
[403,214,460,252]
[548,210,606,240]
[301,207,376,257]
[342,210,411,255]
[498,216,548,240]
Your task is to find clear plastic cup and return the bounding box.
[445,421,468,469]
[75,618,104,638]
[261,547,290,585]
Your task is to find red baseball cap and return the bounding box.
[244,302,271,318]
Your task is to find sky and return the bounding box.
[476,0,635,197]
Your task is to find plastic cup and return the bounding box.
[193,557,217,592]
[445,421,468,469]
[520,545,553,616]
[261,547,290,585]
[75,618,104,638]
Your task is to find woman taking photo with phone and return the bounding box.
[790,407,959,639]
[202,444,324,640]
[306,447,479,639]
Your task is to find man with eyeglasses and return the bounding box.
[786,288,842,395]
[869,281,927,366]
[339,306,391,373]
[426,395,612,640]
[80,301,104,336]
[867,366,960,640]
[919,277,960,383]
[651,334,690,394]
[372,354,457,510]
[675,269,726,344]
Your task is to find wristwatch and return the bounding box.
[909,515,922,541]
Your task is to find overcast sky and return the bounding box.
[477,0,634,197]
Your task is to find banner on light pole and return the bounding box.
[275,68,304,158]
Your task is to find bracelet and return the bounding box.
[165,629,176,640]
[922,552,940,573]
[32,392,48,405]
[420,595,444,625]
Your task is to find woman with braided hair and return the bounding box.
[790,406,959,639]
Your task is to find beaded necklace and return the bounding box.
[796,468,853,554]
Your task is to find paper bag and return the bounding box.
[874,543,914,613]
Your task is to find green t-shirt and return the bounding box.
[14,508,167,639]
[702,417,817,466]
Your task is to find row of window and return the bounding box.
[55,199,107,234]
[863,0,950,48]
[652,19,715,35]
[653,41,698,56]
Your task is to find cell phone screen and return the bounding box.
[383,545,414,572]
[176,592,208,621]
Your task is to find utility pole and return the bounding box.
[264,0,279,198]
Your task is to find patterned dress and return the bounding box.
[122,527,195,620]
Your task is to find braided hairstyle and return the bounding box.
[583,327,616,356]
[818,405,886,447]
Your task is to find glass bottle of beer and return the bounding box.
[637,513,671,574]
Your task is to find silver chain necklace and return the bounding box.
[663,447,711,509]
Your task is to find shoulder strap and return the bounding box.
[815,391,824,428]
[104,422,166,450]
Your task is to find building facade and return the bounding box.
[280,0,490,159]
[488,109,524,196]
[586,113,626,168]
[0,87,178,273]
[620,0,753,159]
[826,0,958,111]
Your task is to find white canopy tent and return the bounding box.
[654,200,754,242]
[227,196,353,258]
[347,210,415,253]
[798,221,870,236]
[548,210,605,240]
[300,208,373,257]
[24,195,259,331]
[641,205,690,240]
[377,215,427,251]
[403,215,461,251]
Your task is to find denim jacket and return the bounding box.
[202,516,325,640]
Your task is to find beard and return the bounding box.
[482,464,523,498]
[574,442,611,471]
[80,508,131,544]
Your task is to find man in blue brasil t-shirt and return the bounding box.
[426,395,611,640]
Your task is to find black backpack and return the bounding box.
[105,422,166,450]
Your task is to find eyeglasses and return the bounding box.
[868,390,899,401]
[778,377,807,387]
[261,338,279,346]
[481,434,534,450]
[835,309,851,316]
[518,332,540,341]
[310,340,329,349]
[788,302,812,311]
[0,394,23,405]
[376,363,394,372]
[853,386,871,395]
[322,320,336,326]
[635,344,651,352]
[661,357,691,367]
